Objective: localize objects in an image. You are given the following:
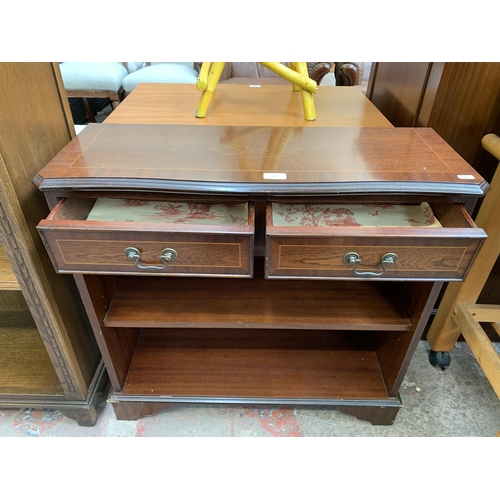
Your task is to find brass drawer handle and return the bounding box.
[124,247,177,270]
[343,252,397,277]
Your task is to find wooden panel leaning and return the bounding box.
[427,134,500,388]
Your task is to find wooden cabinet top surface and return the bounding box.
[35,123,488,197]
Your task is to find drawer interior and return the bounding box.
[271,201,443,228]
[48,197,253,226]
[87,198,250,225]
[269,202,476,230]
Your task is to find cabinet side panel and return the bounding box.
[78,275,140,391]
[373,282,442,395]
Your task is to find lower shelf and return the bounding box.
[122,328,391,401]
[0,312,64,396]
[0,244,20,291]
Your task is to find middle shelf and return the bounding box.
[103,267,411,331]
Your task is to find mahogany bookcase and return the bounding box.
[34,122,488,424]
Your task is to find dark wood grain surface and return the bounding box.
[267,236,482,281]
[44,234,253,277]
[367,62,433,127]
[374,281,442,396]
[103,268,411,331]
[122,328,390,400]
[79,274,139,390]
[35,124,487,197]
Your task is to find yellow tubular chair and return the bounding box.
[195,62,319,121]
[427,134,500,405]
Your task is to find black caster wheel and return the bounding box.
[429,350,451,370]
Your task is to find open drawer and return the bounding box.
[265,202,486,280]
[37,197,255,277]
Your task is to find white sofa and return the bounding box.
[60,62,365,123]
[59,62,199,122]
[121,63,199,93]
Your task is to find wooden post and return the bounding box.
[427,134,500,351]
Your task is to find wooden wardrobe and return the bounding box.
[367,62,500,313]
[0,63,105,425]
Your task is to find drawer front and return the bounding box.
[266,203,486,281]
[38,198,254,277]
[267,235,483,280]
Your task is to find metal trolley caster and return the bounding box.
[429,350,451,370]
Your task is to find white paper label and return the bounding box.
[249,84,261,88]
[457,175,475,179]
[263,173,287,180]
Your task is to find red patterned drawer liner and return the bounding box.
[87,199,249,225]
[272,202,442,228]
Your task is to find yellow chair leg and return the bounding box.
[259,62,317,94]
[195,62,316,121]
[289,63,301,92]
[196,62,211,91]
[295,62,316,121]
[196,62,225,118]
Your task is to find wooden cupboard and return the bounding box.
[367,62,500,323]
[0,63,105,425]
